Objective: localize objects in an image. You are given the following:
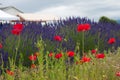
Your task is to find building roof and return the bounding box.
[0,6,23,13]
[17,13,59,21]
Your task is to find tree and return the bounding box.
[99,16,118,24]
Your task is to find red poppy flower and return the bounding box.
[84,23,91,31]
[77,23,90,32]
[91,49,97,54]
[96,53,105,59]
[116,71,120,77]
[34,52,39,57]
[6,70,14,76]
[108,38,116,44]
[76,61,79,64]
[77,24,84,32]
[29,55,37,61]
[55,53,62,59]
[67,51,75,57]
[48,52,53,57]
[13,23,23,30]
[11,23,23,35]
[31,64,36,68]
[81,56,91,63]
[0,43,3,49]
[54,35,62,42]
[11,29,21,35]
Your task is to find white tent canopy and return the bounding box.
[0,10,19,20]
[17,13,59,21]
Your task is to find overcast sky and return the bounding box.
[0,0,120,20]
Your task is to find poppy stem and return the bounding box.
[82,32,84,55]
[97,31,100,51]
[0,53,4,73]
[14,35,21,67]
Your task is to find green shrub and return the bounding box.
[99,16,118,24]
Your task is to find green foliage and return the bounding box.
[99,16,118,24]
[0,48,120,80]
[43,39,56,52]
[2,34,39,67]
[57,25,105,54]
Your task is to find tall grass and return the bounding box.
[0,43,120,80]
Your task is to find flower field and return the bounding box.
[0,17,120,80]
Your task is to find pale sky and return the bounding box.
[0,0,120,20]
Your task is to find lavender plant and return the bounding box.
[0,17,120,68]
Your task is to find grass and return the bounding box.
[0,48,120,80]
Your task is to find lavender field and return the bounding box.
[0,17,120,80]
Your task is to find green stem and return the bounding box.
[97,32,100,51]
[82,32,84,55]
[0,53,4,73]
[14,35,21,67]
